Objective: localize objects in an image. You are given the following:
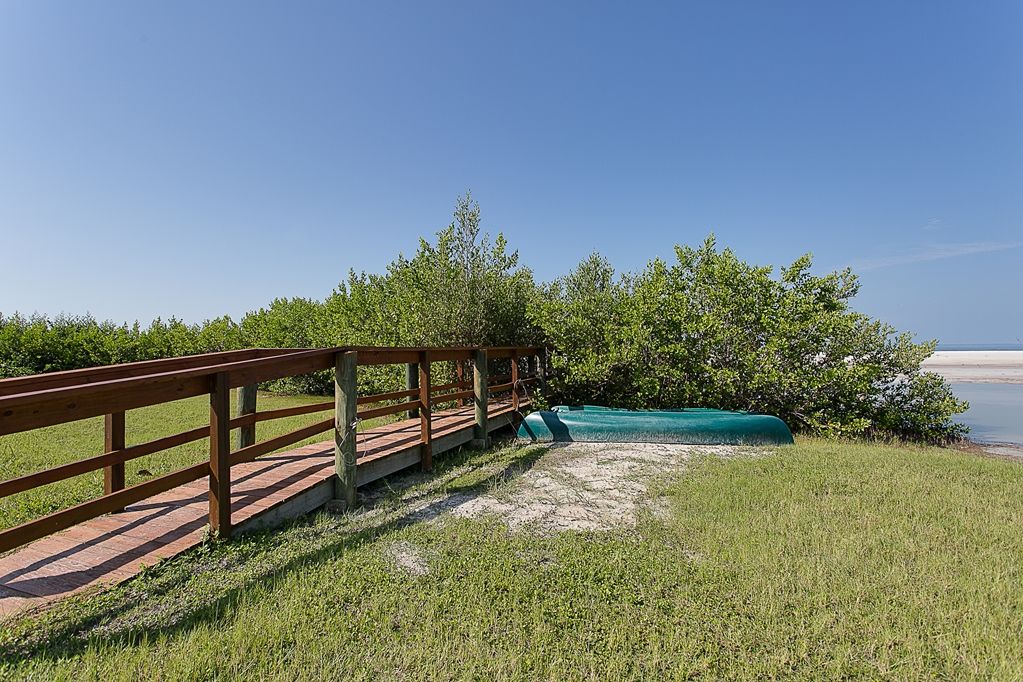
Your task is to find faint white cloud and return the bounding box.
[852,241,1023,272]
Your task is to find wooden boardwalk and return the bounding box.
[0,399,524,619]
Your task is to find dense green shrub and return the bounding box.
[319,193,539,394]
[320,193,537,348]
[528,236,968,441]
[0,313,216,377]
[0,200,968,442]
[0,195,538,397]
[238,298,332,393]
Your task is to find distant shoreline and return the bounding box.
[957,440,1023,462]
[936,344,1023,352]
[921,350,1023,384]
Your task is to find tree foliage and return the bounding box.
[321,193,536,348]
[528,236,967,441]
[0,313,224,377]
[318,192,538,392]
[0,201,968,442]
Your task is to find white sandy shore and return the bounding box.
[981,444,1023,460]
[921,351,1023,384]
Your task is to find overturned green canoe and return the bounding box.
[517,405,794,445]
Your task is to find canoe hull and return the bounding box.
[517,406,794,445]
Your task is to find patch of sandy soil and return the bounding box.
[426,443,747,533]
[383,540,430,576]
[363,442,753,573]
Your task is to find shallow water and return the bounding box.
[951,383,1023,445]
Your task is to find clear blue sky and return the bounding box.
[1,1,1020,344]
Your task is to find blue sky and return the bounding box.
[1,1,1020,344]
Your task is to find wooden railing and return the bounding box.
[0,345,544,552]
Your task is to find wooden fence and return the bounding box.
[0,346,544,553]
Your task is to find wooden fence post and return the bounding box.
[334,351,359,510]
[406,362,420,419]
[472,348,489,448]
[419,351,433,471]
[104,411,125,512]
[234,384,257,450]
[209,371,232,539]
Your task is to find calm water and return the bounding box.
[951,383,1023,445]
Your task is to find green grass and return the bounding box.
[0,392,337,531]
[2,439,1022,680]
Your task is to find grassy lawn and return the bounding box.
[0,392,337,532]
[1,439,1022,680]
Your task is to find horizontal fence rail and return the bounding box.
[0,345,545,553]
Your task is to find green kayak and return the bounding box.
[517,405,794,445]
